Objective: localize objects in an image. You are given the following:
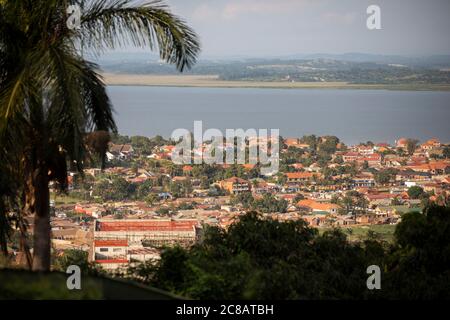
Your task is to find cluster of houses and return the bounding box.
[48,137,449,271]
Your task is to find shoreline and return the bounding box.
[102,73,450,91]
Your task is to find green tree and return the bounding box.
[137,179,154,199]
[53,249,103,276]
[145,193,159,206]
[137,212,383,299]
[129,206,450,300]
[0,0,199,270]
[407,186,425,199]
[443,146,450,159]
[300,135,319,151]
[375,168,397,185]
[406,139,419,155]
[334,155,344,164]
[318,136,340,155]
[93,177,134,201]
[251,194,288,213]
[340,195,355,214]
[383,205,450,299]
[230,192,254,209]
[130,135,153,155]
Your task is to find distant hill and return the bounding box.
[285,53,450,69]
[93,52,450,85]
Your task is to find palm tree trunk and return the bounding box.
[25,166,51,271]
[18,217,33,270]
[0,204,9,256]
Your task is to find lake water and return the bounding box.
[107,86,450,145]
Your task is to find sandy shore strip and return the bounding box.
[102,73,450,91]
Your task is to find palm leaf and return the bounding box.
[79,0,200,71]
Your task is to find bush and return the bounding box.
[130,206,450,300]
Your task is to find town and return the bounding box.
[11,133,449,272]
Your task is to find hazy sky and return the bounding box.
[161,0,450,57]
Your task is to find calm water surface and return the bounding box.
[107,86,450,145]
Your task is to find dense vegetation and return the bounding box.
[231,193,288,213]
[121,205,450,299]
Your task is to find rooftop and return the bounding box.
[96,219,198,232]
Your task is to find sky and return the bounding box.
[157,0,450,58]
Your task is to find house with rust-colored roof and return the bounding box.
[285,172,315,184]
[297,199,341,214]
[218,177,251,194]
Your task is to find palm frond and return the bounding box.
[80,0,200,71]
[45,44,116,174]
[78,61,117,133]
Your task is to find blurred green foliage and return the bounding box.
[127,205,450,300]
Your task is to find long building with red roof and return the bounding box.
[94,219,199,247]
[92,219,199,269]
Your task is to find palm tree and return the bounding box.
[0,130,33,268]
[0,0,199,271]
[0,161,14,256]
